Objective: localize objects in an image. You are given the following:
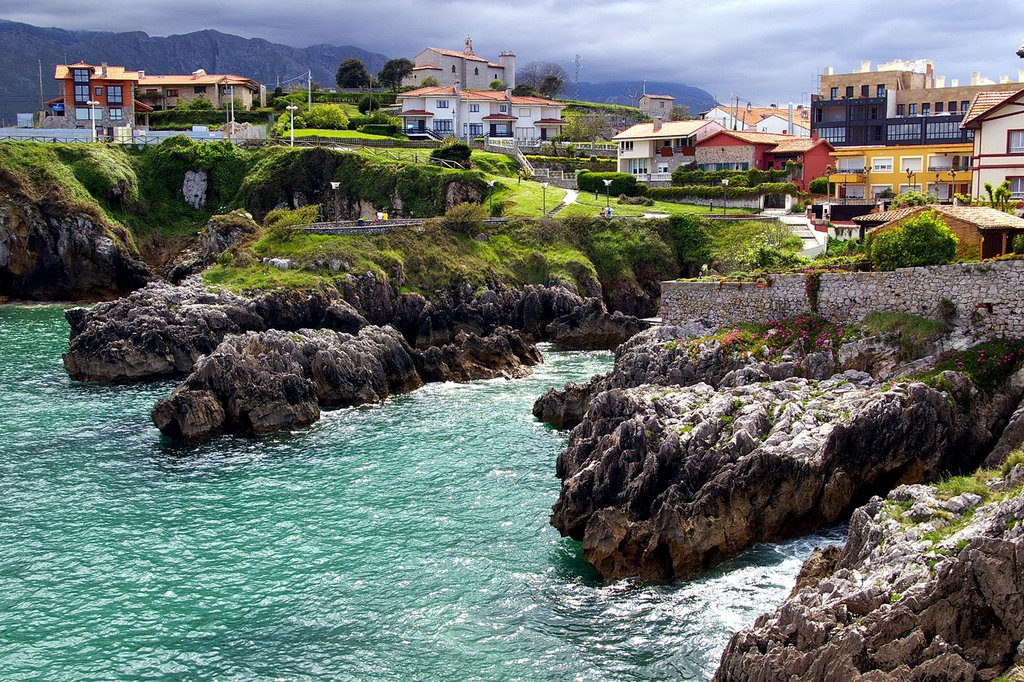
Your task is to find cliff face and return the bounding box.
[0,191,150,300]
[714,466,1024,681]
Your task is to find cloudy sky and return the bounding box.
[4,0,1024,104]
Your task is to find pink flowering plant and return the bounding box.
[928,338,1024,391]
[687,315,851,361]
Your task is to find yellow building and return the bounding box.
[827,143,973,201]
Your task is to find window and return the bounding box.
[657,163,669,174]
[948,101,957,113]
[627,159,648,175]
[872,157,893,172]
[830,87,839,99]
[888,122,921,142]
[434,119,452,133]
[861,84,869,97]
[469,104,479,113]
[872,185,891,198]
[619,140,634,151]
[474,67,479,76]
[499,104,508,113]
[837,157,866,172]
[901,157,923,172]
[896,104,905,116]
[106,86,122,104]
[926,120,961,140]
[1009,177,1024,199]
[818,127,846,144]
[935,102,944,113]
[1009,131,1024,154]
[108,107,123,121]
[908,103,917,115]
[73,68,90,84]
[95,86,102,97]
[869,106,880,120]
[845,86,854,98]
[927,154,952,171]
[877,84,886,97]
[167,89,179,97]
[74,84,90,104]
[921,103,930,115]
[75,107,92,121]
[961,101,970,113]
[193,86,207,94]
[952,155,971,171]
[451,65,456,73]
[436,99,449,108]
[518,108,530,116]
[469,123,483,137]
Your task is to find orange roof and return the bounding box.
[613,119,718,141]
[138,73,259,89]
[397,86,561,106]
[768,137,830,154]
[54,63,140,82]
[708,130,798,145]
[853,205,1024,229]
[642,94,674,100]
[411,65,442,71]
[961,89,1024,128]
[426,47,493,64]
[535,118,567,125]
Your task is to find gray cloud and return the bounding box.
[3,0,1024,104]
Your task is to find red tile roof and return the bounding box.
[961,89,1024,128]
[397,87,562,107]
[853,205,1024,229]
[398,109,434,116]
[426,47,494,64]
[54,63,140,81]
[535,118,567,125]
[482,113,517,120]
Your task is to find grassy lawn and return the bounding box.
[560,192,754,219]
[491,179,567,217]
[290,128,400,141]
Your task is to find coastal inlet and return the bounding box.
[0,305,843,680]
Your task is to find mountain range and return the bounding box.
[0,20,717,123]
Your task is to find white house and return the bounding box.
[961,87,1024,201]
[397,86,565,142]
[612,119,724,181]
[701,104,811,137]
[401,37,516,90]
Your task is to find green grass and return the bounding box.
[492,179,567,217]
[564,192,752,219]
[861,312,949,360]
[290,128,399,140]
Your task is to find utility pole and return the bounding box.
[573,54,583,100]
[38,60,44,109]
[307,69,312,112]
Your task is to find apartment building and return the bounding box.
[397,86,564,141]
[44,62,151,130]
[811,59,1024,147]
[136,70,265,111]
[828,143,974,200]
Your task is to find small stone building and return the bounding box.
[853,205,1024,259]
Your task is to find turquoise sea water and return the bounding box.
[0,305,844,681]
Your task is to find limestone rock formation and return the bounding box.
[198,210,259,265]
[152,325,542,440]
[550,368,1023,582]
[544,298,647,350]
[0,192,150,300]
[63,279,367,381]
[713,467,1024,681]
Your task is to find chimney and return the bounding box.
[653,117,663,132]
[951,79,959,87]
[1019,69,1024,83]
[1001,75,1011,84]
[788,102,794,135]
[971,71,981,85]
[101,62,108,77]
[936,75,945,88]
[138,70,145,79]
[860,60,871,73]
[826,66,834,76]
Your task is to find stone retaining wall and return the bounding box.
[660,259,1024,337]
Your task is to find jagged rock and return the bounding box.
[713,476,1024,681]
[550,368,1022,582]
[182,170,208,210]
[0,192,151,300]
[544,298,646,350]
[199,210,258,265]
[63,279,367,381]
[152,325,542,440]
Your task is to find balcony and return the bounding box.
[831,170,866,183]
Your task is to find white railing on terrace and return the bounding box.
[633,172,673,182]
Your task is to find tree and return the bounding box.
[562,114,610,143]
[336,59,370,88]
[489,79,506,91]
[518,61,568,97]
[889,189,939,208]
[870,211,958,271]
[512,84,536,97]
[670,105,691,120]
[378,58,414,88]
[421,76,441,87]
[183,95,213,110]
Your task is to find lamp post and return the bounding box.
[721,178,729,216]
[603,178,612,211]
[286,105,299,146]
[86,100,100,142]
[330,181,340,222]
[542,182,549,215]
[486,179,496,216]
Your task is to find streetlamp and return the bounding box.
[721,178,729,216]
[486,179,496,216]
[330,181,340,222]
[949,168,958,203]
[286,105,299,146]
[541,182,549,215]
[603,178,613,212]
[86,100,100,142]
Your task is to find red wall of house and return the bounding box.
[799,144,833,191]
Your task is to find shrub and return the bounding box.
[358,123,399,136]
[576,171,640,197]
[809,177,829,194]
[870,211,958,270]
[1013,234,1024,254]
[357,95,382,115]
[431,141,473,165]
[438,202,486,236]
[889,189,939,208]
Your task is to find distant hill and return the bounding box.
[572,81,717,115]
[0,20,389,123]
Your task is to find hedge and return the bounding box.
[147,109,272,129]
[273,91,399,109]
[646,182,799,201]
[671,167,793,187]
[577,171,640,196]
[358,124,399,136]
[526,155,616,172]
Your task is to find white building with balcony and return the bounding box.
[396,86,565,142]
[961,87,1024,201]
[612,119,724,182]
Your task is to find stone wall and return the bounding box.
[660,259,1024,337]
